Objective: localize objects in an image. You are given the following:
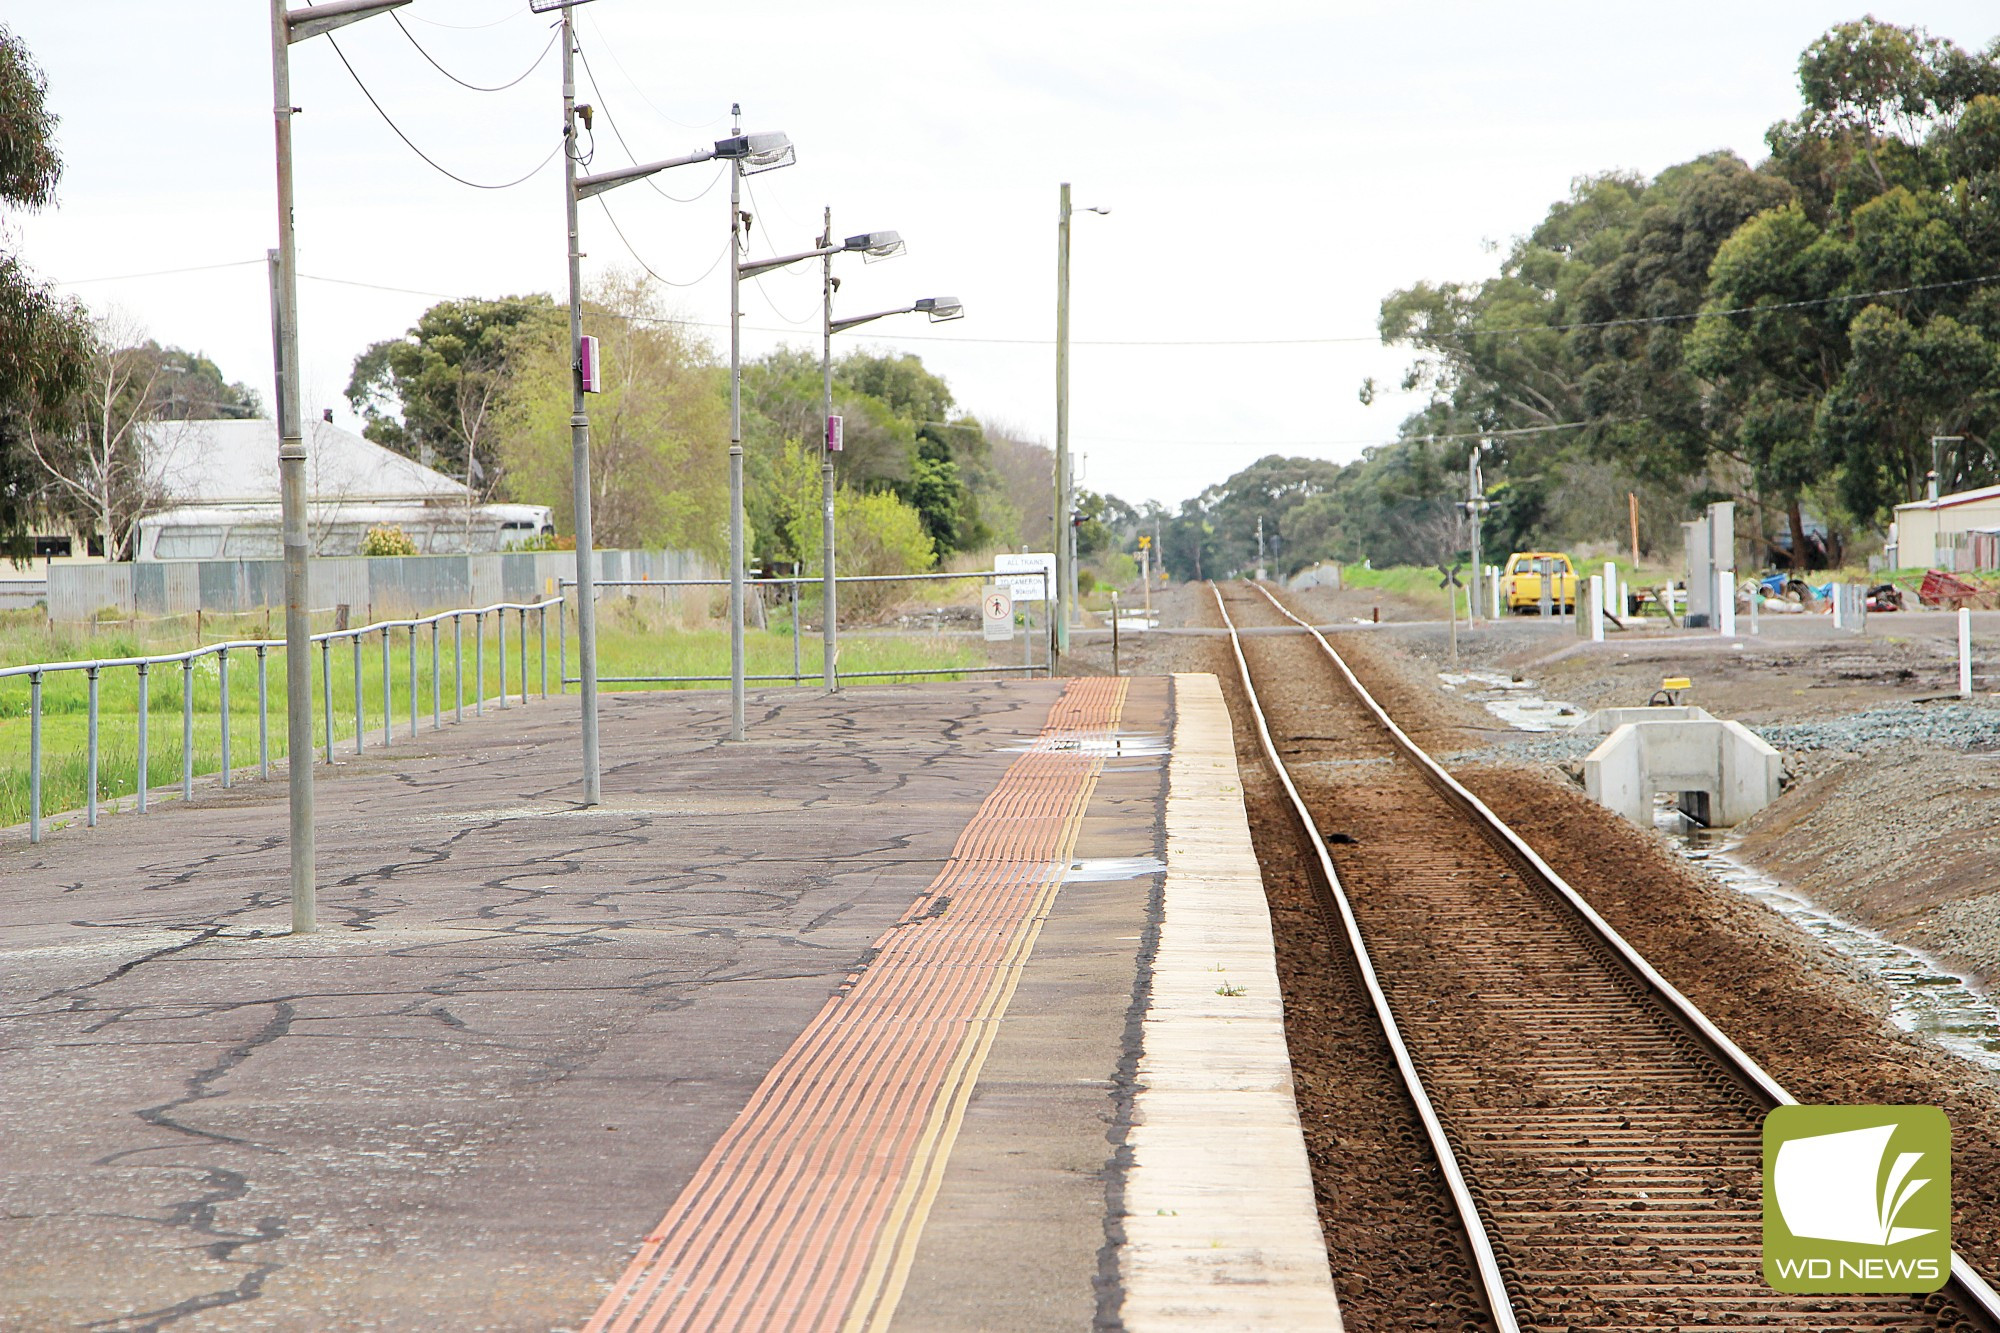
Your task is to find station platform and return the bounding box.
[0,675,1339,1331]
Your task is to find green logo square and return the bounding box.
[1764,1104,1951,1293]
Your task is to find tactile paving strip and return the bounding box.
[583,677,1130,1333]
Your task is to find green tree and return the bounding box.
[499,272,728,556]
[0,24,91,557]
[346,293,565,498]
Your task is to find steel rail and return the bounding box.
[1209,582,1519,1332]
[1237,579,2000,1325]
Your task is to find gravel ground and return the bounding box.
[1179,578,2000,1323]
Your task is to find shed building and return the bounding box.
[133,419,550,560]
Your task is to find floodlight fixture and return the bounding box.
[831,297,966,334]
[844,230,906,261]
[714,131,796,174]
[738,226,901,280]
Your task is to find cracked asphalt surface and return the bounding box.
[0,679,1161,1332]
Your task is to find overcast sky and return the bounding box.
[11,3,2000,510]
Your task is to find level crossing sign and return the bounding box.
[982,585,1015,641]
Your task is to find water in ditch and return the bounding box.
[1438,668,1587,733]
[1660,813,2000,1074]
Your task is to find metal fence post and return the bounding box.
[497,608,509,710]
[321,640,334,763]
[181,659,194,801]
[408,624,418,739]
[28,671,40,843]
[136,662,149,813]
[539,605,549,698]
[454,614,464,723]
[256,646,270,780]
[518,606,528,704]
[218,648,232,788]
[792,580,802,684]
[431,620,442,729]
[353,635,365,755]
[85,666,99,827]
[381,627,392,747]
[475,612,485,716]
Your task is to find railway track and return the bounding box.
[1212,580,2000,1332]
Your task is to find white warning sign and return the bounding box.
[981,585,1015,641]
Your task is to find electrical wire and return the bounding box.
[326,33,560,189]
[393,14,557,93]
[55,259,265,286]
[595,199,733,288]
[572,40,724,204]
[407,3,528,31]
[580,10,729,131]
[1072,421,1603,450]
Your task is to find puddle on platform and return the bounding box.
[1438,669,1585,733]
[1001,730,1171,758]
[1064,855,1167,883]
[1661,812,2000,1073]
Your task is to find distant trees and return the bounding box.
[1316,16,2000,573]
[346,293,564,506]
[498,272,730,556]
[0,24,91,557]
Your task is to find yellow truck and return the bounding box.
[1502,551,1578,612]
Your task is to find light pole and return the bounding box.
[269,0,411,935]
[736,222,910,692]
[1054,183,1108,662]
[547,49,787,780]
[719,112,800,739]
[1464,441,1491,625]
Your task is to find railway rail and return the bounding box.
[1212,580,2000,1331]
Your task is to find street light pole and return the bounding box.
[728,103,747,743]
[821,205,837,691]
[560,7,603,804]
[1054,183,1071,661]
[268,0,410,935]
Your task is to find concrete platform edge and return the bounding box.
[1115,672,1343,1328]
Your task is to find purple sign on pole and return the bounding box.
[826,414,844,452]
[579,335,602,394]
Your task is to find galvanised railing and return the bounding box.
[1,597,559,845]
[559,570,1056,686]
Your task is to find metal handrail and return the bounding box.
[3,596,561,846]
[558,569,1056,687]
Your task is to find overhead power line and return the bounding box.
[56,259,265,286]
[325,33,561,190]
[593,199,732,289]
[572,39,726,205]
[393,14,557,93]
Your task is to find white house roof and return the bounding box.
[1893,482,2000,514]
[144,419,469,507]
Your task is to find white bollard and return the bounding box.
[1490,566,1501,619]
[1750,583,1760,635]
[1961,606,1973,697]
[1589,575,1605,642]
[1603,562,1617,618]
[1718,568,1735,637]
[1832,583,1844,630]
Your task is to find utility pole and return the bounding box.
[1255,514,1266,581]
[560,6,603,803]
[821,205,838,691]
[268,0,410,935]
[1466,443,1485,626]
[727,103,747,741]
[1054,183,1072,661]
